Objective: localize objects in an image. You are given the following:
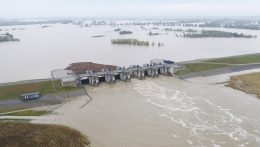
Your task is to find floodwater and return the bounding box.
[0,24,260,83]
[33,76,260,147]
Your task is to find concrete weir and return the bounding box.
[51,59,182,87]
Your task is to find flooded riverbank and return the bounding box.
[32,75,260,147]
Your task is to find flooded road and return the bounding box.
[0,24,260,83]
[33,76,260,147]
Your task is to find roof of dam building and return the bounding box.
[150,59,175,65]
[65,62,117,75]
[51,69,77,79]
[61,77,78,83]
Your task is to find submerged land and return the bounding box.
[111,38,150,46]
[183,30,257,38]
[111,38,164,47]
[0,33,20,42]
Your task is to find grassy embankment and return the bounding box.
[0,80,77,101]
[184,30,257,38]
[0,110,49,116]
[227,72,260,99]
[176,53,260,75]
[0,122,90,147]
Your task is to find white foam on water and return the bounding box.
[187,139,193,145]
[133,80,260,147]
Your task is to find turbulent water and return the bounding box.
[0,24,260,83]
[34,76,260,147]
[134,80,260,147]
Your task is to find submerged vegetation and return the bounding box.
[111,38,164,47]
[114,28,121,32]
[199,20,260,30]
[183,30,257,38]
[0,122,90,147]
[119,31,132,35]
[148,32,160,36]
[163,28,257,38]
[227,72,260,98]
[111,38,149,46]
[0,33,20,42]
[92,35,105,38]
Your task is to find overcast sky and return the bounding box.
[1,0,260,19]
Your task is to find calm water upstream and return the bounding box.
[0,24,260,83]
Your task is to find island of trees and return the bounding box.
[111,39,149,46]
[0,33,20,42]
[92,35,105,38]
[183,30,257,38]
[119,31,133,35]
[114,28,121,32]
[148,32,159,36]
[199,20,260,30]
[111,38,164,47]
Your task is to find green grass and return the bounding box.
[176,63,230,75]
[0,80,78,100]
[176,53,260,75]
[1,110,49,116]
[208,53,260,64]
[0,122,90,147]
[0,107,24,114]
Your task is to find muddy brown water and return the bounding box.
[33,76,260,147]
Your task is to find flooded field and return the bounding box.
[0,24,260,83]
[32,76,260,147]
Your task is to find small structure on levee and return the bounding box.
[20,92,41,100]
[51,59,183,87]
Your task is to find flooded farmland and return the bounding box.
[0,23,260,83]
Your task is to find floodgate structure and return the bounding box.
[51,59,183,87]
